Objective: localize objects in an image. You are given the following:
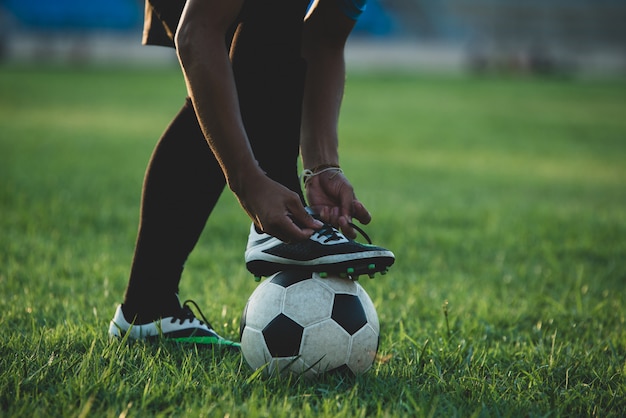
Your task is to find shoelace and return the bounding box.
[170,300,215,331]
[314,224,344,243]
[348,222,373,244]
[314,219,373,245]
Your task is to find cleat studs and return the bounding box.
[347,267,355,274]
[368,264,376,271]
[254,276,261,282]
[381,270,387,275]
[339,273,348,279]
[369,273,376,279]
[319,272,328,278]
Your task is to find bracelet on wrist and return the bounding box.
[300,164,343,186]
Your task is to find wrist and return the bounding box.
[225,160,265,196]
[301,145,339,171]
[305,163,341,172]
[301,164,344,187]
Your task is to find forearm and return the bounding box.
[300,41,344,169]
[175,0,263,194]
[300,1,355,170]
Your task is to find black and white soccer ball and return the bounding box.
[239,271,380,377]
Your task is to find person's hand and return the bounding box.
[304,168,371,239]
[234,174,323,243]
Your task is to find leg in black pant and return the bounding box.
[122,98,226,323]
[122,0,309,322]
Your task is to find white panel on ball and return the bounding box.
[243,281,285,330]
[300,320,351,373]
[283,279,334,326]
[316,273,359,295]
[347,324,379,374]
[240,327,270,369]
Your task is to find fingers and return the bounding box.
[263,195,323,244]
[351,199,371,225]
[287,201,324,238]
[326,206,342,227]
[237,176,323,243]
[267,218,314,244]
[305,171,373,238]
[338,199,371,239]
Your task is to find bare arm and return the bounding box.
[175,0,255,190]
[300,0,352,169]
[175,0,320,242]
[301,0,371,237]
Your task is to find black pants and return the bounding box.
[123,0,310,321]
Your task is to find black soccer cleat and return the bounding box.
[244,219,394,281]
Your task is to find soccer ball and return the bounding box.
[239,270,380,377]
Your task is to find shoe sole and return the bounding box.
[110,332,241,350]
[169,336,241,350]
[247,255,394,281]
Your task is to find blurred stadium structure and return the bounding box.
[1,0,625,76]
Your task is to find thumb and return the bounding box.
[351,199,372,225]
[338,192,356,227]
[290,203,323,232]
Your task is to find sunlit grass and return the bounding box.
[1,66,625,417]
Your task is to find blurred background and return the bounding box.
[1,0,625,77]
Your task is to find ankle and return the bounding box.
[121,296,182,324]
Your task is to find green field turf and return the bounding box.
[1,66,625,417]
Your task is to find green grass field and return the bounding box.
[1,65,625,417]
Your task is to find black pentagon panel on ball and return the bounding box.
[262,313,304,357]
[331,294,367,335]
[269,270,311,288]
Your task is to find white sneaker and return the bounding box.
[108,300,240,349]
